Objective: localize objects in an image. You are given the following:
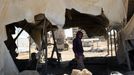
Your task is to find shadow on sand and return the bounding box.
[38,56,128,75]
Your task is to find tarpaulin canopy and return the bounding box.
[123,14,134,40]
[117,14,134,63]
[0,0,127,26]
[117,15,134,71]
[0,0,128,75]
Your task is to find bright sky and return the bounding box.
[64,28,73,38]
[13,27,73,39]
[12,28,29,38]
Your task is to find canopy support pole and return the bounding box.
[29,36,31,60]
[110,31,113,56]
[107,32,110,55]
[113,30,117,56]
[51,30,61,63]
[43,19,48,74]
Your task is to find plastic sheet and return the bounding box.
[0,0,128,74]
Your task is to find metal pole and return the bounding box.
[14,29,23,41]
[44,20,48,74]
[51,43,55,58]
[113,30,117,56]
[51,31,55,58]
[110,31,113,56]
[107,32,110,55]
[29,36,31,60]
[51,30,60,63]
[50,31,55,58]
[41,18,48,74]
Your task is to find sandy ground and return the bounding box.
[16,40,128,75]
[17,40,115,61]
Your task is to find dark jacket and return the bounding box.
[73,36,83,56]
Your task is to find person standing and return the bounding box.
[73,31,85,70]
